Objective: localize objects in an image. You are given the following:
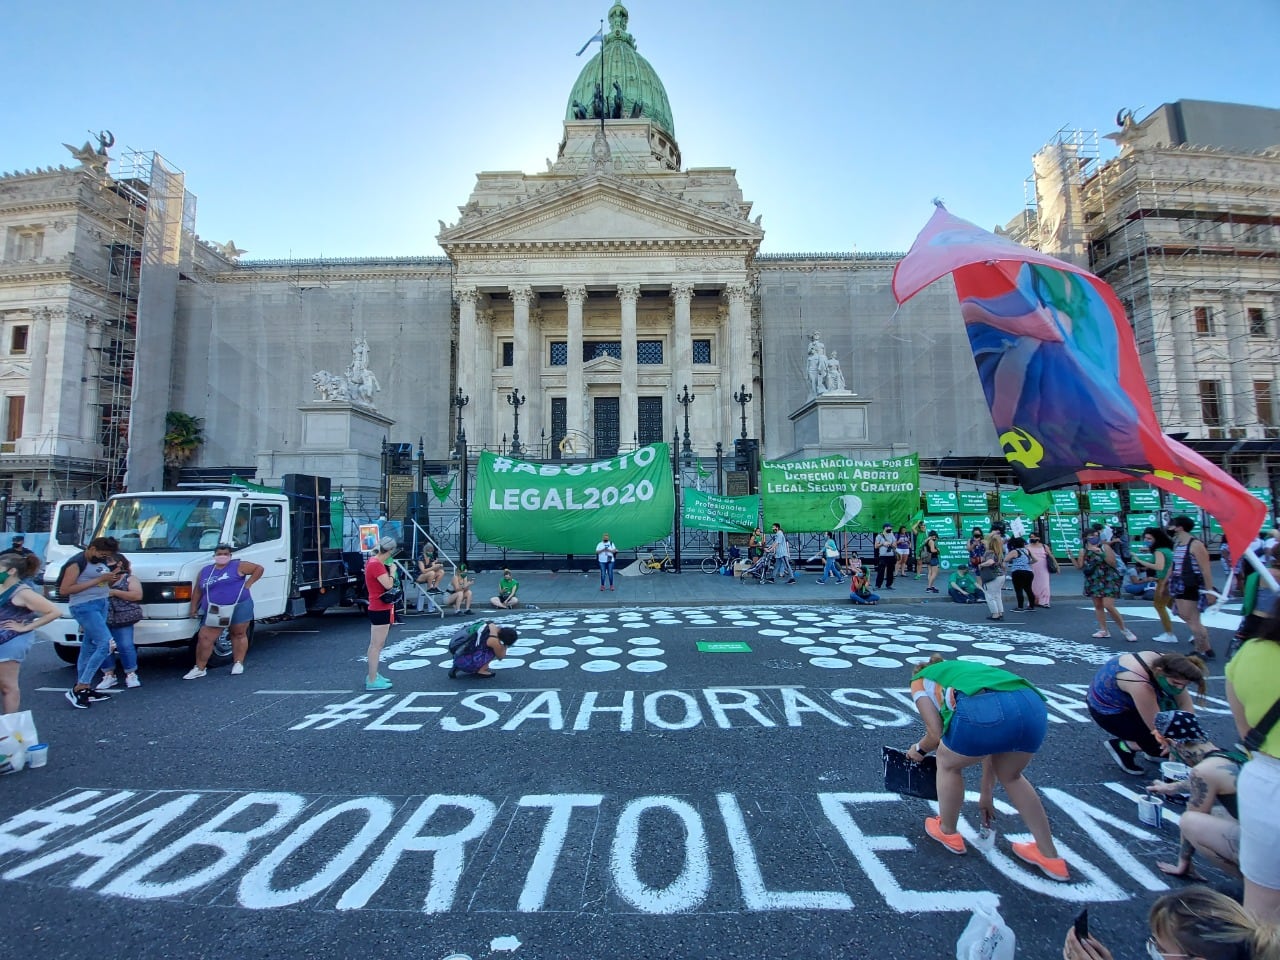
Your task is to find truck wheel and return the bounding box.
[54,642,80,664]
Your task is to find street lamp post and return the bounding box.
[715,440,725,561]
[733,384,752,440]
[671,431,682,574]
[677,384,695,463]
[452,388,470,565]
[506,388,526,456]
[452,388,469,447]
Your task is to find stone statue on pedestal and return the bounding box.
[310,337,382,409]
[806,332,829,399]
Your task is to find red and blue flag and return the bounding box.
[892,203,1265,554]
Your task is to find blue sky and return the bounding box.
[6,0,1278,259]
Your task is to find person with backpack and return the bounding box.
[1169,516,1218,659]
[448,621,519,679]
[58,536,122,709]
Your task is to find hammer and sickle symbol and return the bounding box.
[1000,427,1044,469]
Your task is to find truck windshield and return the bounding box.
[97,496,231,553]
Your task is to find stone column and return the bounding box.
[565,284,587,440]
[1221,289,1254,433]
[1167,289,1197,426]
[528,306,544,453]
[726,282,753,435]
[672,283,693,403]
[510,285,534,453]
[618,282,639,448]
[476,308,494,447]
[21,308,50,438]
[455,287,479,419]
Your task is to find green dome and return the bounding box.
[565,3,675,138]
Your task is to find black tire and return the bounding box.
[701,556,720,574]
[639,557,656,575]
[54,642,80,664]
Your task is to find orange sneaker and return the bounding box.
[925,816,967,855]
[1011,841,1070,881]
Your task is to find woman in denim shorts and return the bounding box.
[905,655,1069,881]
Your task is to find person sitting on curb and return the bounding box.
[490,568,520,609]
[1145,709,1243,881]
[416,547,445,593]
[847,557,880,605]
[449,622,518,679]
[447,564,474,616]
[947,568,985,604]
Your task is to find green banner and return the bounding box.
[1126,512,1159,537]
[1045,515,1082,558]
[925,491,958,513]
[957,490,989,513]
[472,443,675,553]
[936,536,971,571]
[760,454,919,532]
[1127,488,1161,512]
[1050,489,1081,514]
[1087,490,1122,513]
[429,473,456,503]
[681,489,759,532]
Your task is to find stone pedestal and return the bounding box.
[256,402,394,513]
[785,392,875,459]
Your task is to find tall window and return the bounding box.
[637,397,664,445]
[1198,380,1223,427]
[4,396,24,443]
[549,342,567,366]
[1194,306,1214,336]
[692,339,712,364]
[5,228,43,261]
[1248,308,1268,338]
[1256,380,1275,433]
[8,325,28,355]
[500,342,513,367]
[550,397,566,459]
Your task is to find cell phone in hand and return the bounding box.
[1073,908,1089,941]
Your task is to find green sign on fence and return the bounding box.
[472,443,675,554]
[1051,490,1081,514]
[925,491,959,513]
[1087,490,1122,513]
[924,515,959,535]
[957,491,989,513]
[1126,512,1160,537]
[760,454,919,533]
[1045,515,1082,557]
[936,536,971,570]
[960,514,992,534]
[1127,488,1162,512]
[681,489,759,532]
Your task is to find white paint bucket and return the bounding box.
[1160,761,1189,783]
[26,744,48,769]
[1137,795,1164,828]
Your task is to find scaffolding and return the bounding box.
[93,150,197,494]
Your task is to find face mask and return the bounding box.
[0,570,10,585]
[1157,676,1184,699]
[1087,536,1101,546]
[1144,539,1154,549]
[214,555,232,567]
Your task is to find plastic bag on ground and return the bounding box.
[956,904,1016,960]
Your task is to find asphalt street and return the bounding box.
[0,570,1247,960]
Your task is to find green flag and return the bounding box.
[760,454,919,533]
[472,443,675,553]
[999,488,1054,520]
[429,473,455,503]
[695,460,710,479]
[682,489,759,532]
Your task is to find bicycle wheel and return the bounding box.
[639,556,657,574]
[701,556,720,574]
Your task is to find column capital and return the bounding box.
[510,284,534,306]
[564,284,587,306]
[456,286,480,306]
[616,281,640,303]
[725,282,752,305]
[671,281,694,304]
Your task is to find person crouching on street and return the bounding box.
[363,536,398,691]
[449,622,518,679]
[906,654,1069,881]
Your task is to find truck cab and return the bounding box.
[40,478,356,663]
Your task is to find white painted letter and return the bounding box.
[573,691,634,732]
[702,688,776,729]
[611,796,710,913]
[516,794,603,911]
[643,691,702,731]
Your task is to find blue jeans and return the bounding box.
[943,687,1048,757]
[71,598,113,686]
[849,590,880,604]
[773,555,790,580]
[820,557,844,582]
[599,560,614,587]
[949,587,985,603]
[102,623,138,673]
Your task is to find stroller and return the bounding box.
[741,551,791,584]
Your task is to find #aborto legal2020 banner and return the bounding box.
[473,443,675,554]
[760,454,920,532]
[681,489,760,532]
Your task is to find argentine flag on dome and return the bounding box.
[576,27,604,56]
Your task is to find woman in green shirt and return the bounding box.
[489,568,520,610]
[1133,526,1177,644]
[905,655,1068,881]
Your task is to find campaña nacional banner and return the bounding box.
[473,443,674,554]
[760,454,919,532]
[682,489,760,532]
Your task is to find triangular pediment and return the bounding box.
[584,355,622,374]
[439,175,761,249]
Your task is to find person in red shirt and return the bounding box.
[364,536,398,691]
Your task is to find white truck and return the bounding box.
[40,477,359,663]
